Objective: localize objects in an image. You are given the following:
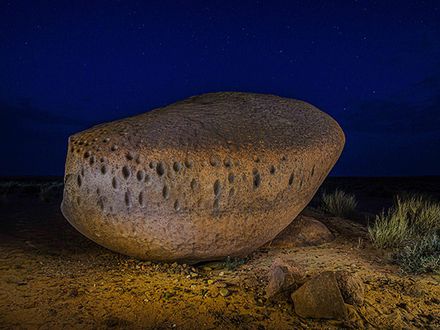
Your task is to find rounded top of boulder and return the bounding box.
[70,92,344,155]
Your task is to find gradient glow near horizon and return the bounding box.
[1,1,439,176]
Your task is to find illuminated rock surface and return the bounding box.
[61,92,345,262]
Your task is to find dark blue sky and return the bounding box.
[1,1,439,176]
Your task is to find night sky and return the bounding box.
[1,1,439,176]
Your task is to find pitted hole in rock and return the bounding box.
[138,191,145,207]
[96,188,101,195]
[289,173,294,186]
[162,185,169,199]
[190,179,198,191]
[89,156,95,166]
[144,174,151,184]
[173,162,181,172]
[100,157,105,163]
[81,168,85,176]
[174,199,181,211]
[77,175,82,187]
[224,158,232,168]
[156,162,165,176]
[122,166,130,179]
[184,159,193,168]
[126,152,134,161]
[149,161,155,169]
[111,145,118,151]
[254,156,261,163]
[270,165,276,175]
[213,198,220,210]
[84,151,91,159]
[112,177,119,190]
[311,165,315,177]
[281,155,287,161]
[101,165,108,175]
[125,190,132,207]
[213,179,221,196]
[210,156,220,167]
[103,137,110,143]
[136,170,144,181]
[253,171,261,189]
[228,173,235,184]
[97,197,105,211]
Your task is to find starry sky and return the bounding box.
[1,1,439,176]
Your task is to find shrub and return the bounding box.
[369,194,440,274]
[393,234,440,274]
[39,182,64,202]
[320,189,357,217]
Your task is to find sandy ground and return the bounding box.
[1,182,440,329]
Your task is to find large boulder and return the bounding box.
[61,92,344,262]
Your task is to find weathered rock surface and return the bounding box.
[61,92,345,262]
[267,215,334,248]
[265,258,305,300]
[335,270,365,306]
[291,271,348,320]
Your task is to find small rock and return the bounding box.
[267,215,334,248]
[265,258,305,300]
[291,271,347,320]
[335,270,364,306]
[219,288,230,297]
[207,279,215,285]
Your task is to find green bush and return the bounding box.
[393,234,440,274]
[320,189,357,217]
[369,194,440,274]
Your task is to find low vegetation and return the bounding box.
[369,194,440,274]
[319,189,357,217]
[0,180,63,203]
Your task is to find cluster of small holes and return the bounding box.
[72,140,312,213]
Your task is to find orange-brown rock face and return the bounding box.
[61,92,345,263]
